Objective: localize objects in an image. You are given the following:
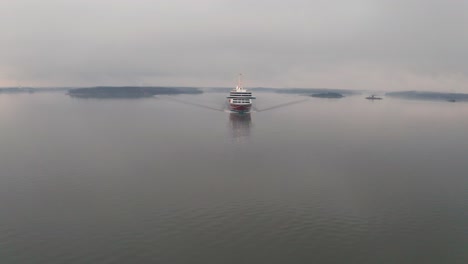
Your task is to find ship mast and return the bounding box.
[237,73,243,91]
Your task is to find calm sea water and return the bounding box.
[0,92,467,263]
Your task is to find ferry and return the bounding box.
[227,74,256,113]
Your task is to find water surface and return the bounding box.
[0,93,466,263]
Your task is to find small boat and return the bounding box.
[366,95,383,100]
[448,98,456,102]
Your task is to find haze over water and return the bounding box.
[0,92,466,263]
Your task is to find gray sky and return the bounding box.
[1,0,467,91]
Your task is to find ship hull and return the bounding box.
[229,103,252,113]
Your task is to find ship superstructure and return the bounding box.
[227,74,255,113]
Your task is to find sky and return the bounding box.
[1,0,467,91]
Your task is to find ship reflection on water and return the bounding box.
[229,113,252,142]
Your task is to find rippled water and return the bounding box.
[0,92,467,263]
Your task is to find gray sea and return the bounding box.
[0,92,467,263]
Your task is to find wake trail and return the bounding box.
[256,98,310,112]
[160,96,225,112]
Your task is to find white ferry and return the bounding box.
[227,74,255,113]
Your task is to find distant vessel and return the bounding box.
[448,90,457,102]
[366,95,383,100]
[227,74,256,113]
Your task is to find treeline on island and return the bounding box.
[310,92,344,98]
[68,86,203,98]
[205,87,357,96]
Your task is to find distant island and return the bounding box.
[275,88,356,96]
[310,92,344,98]
[68,86,203,98]
[386,91,468,102]
[1,86,362,97]
[0,88,36,94]
[0,87,71,94]
[205,87,358,96]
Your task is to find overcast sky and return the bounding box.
[1,0,467,91]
